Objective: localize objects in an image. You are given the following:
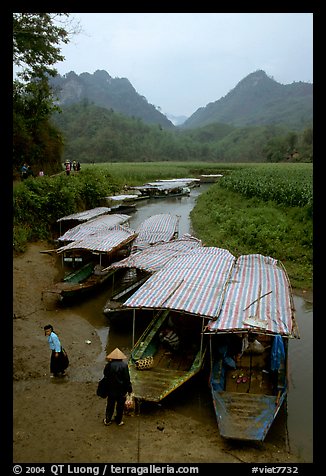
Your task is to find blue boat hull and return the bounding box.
[209,334,288,442]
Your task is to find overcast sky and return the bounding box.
[54,13,313,117]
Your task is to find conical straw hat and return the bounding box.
[106,347,127,360]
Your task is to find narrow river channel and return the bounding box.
[70,183,313,462]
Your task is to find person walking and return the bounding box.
[65,161,71,176]
[102,348,132,427]
[20,163,29,180]
[44,324,69,377]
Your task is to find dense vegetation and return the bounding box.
[13,162,313,292]
[190,163,312,290]
[46,102,313,169]
[13,13,72,176]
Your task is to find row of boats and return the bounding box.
[41,200,299,443]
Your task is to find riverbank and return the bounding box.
[11,240,310,464]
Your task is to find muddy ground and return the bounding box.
[12,241,310,466]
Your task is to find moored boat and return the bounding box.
[102,234,202,319]
[128,309,207,403]
[42,225,137,303]
[118,246,236,402]
[204,254,299,442]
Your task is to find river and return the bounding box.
[71,183,313,462]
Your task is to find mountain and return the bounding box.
[49,70,174,129]
[164,113,188,126]
[181,70,312,130]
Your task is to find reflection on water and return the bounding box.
[70,184,313,462]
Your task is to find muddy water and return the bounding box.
[72,184,313,462]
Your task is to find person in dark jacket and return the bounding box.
[103,348,132,426]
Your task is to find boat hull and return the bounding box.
[211,389,285,442]
[129,310,206,403]
[209,333,288,442]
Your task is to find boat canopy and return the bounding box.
[57,214,131,242]
[131,213,180,253]
[105,194,138,202]
[56,225,137,254]
[123,247,236,318]
[130,182,189,193]
[56,207,110,223]
[121,249,298,338]
[108,234,202,273]
[147,178,200,186]
[206,254,298,338]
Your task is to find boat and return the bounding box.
[198,174,223,183]
[42,225,137,303]
[129,181,191,199]
[42,262,117,303]
[204,254,299,442]
[102,213,181,316]
[119,246,236,402]
[103,234,202,318]
[128,308,207,403]
[56,206,111,236]
[57,213,131,243]
[104,194,140,213]
[131,213,180,253]
[56,213,132,267]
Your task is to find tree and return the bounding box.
[13,13,70,82]
[13,13,76,176]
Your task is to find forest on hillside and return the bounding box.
[50,102,313,166]
[12,13,313,180]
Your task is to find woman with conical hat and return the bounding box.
[102,348,132,426]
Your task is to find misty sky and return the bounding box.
[55,13,313,117]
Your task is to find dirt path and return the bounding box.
[12,241,306,464]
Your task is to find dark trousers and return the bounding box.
[50,350,67,375]
[106,393,126,424]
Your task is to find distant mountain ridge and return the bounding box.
[50,70,174,129]
[181,70,312,130]
[50,69,312,132]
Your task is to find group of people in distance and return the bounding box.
[20,160,81,180]
[65,160,81,175]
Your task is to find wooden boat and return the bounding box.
[102,213,181,316]
[57,213,131,244]
[198,174,223,183]
[119,247,236,402]
[204,254,299,442]
[131,213,180,253]
[128,309,206,403]
[129,181,191,199]
[56,206,111,236]
[103,268,150,316]
[42,225,137,303]
[104,194,139,214]
[102,234,202,319]
[42,262,117,302]
[120,247,298,441]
